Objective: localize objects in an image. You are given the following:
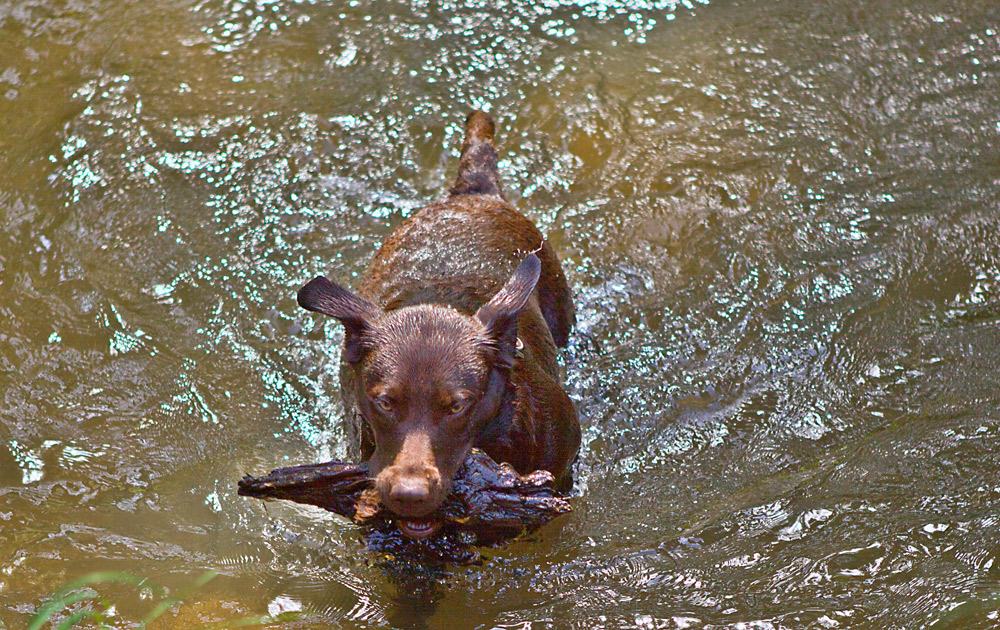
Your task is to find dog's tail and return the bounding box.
[450,110,505,198]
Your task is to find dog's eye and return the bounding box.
[449,400,469,415]
[374,397,393,414]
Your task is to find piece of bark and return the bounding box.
[237,459,372,518]
[438,453,572,542]
[238,449,571,544]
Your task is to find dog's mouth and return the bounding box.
[396,517,443,540]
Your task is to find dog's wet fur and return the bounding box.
[297,111,580,539]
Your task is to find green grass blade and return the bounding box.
[57,571,161,597]
[191,612,303,629]
[27,589,99,630]
[139,570,218,627]
[55,607,104,630]
[28,571,163,630]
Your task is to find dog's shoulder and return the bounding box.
[360,196,545,307]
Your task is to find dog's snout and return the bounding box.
[390,477,431,504]
[377,460,444,518]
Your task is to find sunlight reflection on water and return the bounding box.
[3,0,1000,627]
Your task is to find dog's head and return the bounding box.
[297,254,541,538]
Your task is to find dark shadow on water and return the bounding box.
[381,560,445,630]
[364,524,482,629]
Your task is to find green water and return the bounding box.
[3,0,1000,627]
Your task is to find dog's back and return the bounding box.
[359,111,575,353]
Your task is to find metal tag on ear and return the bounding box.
[514,337,524,360]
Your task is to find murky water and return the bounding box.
[3,0,1000,627]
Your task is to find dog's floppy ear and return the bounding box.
[298,277,381,363]
[476,254,541,368]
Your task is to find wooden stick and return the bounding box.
[238,449,571,543]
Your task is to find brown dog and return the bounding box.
[297,111,580,539]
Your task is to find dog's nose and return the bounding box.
[390,477,431,505]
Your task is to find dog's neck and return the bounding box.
[476,365,518,444]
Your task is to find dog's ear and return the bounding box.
[298,277,381,363]
[476,254,541,368]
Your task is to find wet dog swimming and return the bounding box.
[297,111,580,539]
